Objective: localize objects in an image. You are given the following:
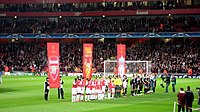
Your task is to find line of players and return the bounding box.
[130,73,157,96]
[71,73,157,102]
[71,75,126,102]
[72,76,113,102]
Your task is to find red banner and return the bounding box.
[117,44,126,77]
[47,43,60,88]
[83,44,93,79]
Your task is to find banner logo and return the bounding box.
[85,47,92,54]
[49,56,59,81]
[118,56,125,75]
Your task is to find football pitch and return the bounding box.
[0,76,199,112]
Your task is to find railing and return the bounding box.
[1,32,200,38]
[3,71,200,78]
[0,0,172,4]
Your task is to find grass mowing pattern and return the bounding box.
[0,76,199,112]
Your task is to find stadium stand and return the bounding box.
[0,0,199,75]
[1,1,200,12]
[0,16,200,33]
[0,38,199,74]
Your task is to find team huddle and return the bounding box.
[71,73,157,102]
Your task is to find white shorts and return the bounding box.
[108,88,112,93]
[92,88,95,94]
[95,89,99,94]
[89,89,93,94]
[123,86,127,89]
[102,86,106,93]
[81,87,84,94]
[86,88,90,94]
[111,88,115,94]
[77,87,81,94]
[98,89,102,94]
[72,88,77,95]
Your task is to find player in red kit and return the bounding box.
[72,78,77,102]
[107,77,112,99]
[91,79,96,100]
[94,77,99,100]
[108,80,115,99]
[88,79,93,101]
[76,78,81,102]
[80,78,85,101]
[100,77,106,100]
[85,78,91,101]
[96,79,101,100]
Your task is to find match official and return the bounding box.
[185,86,194,112]
[114,75,121,98]
[44,77,50,101]
[165,73,170,93]
[171,75,176,92]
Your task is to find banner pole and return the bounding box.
[104,60,106,77]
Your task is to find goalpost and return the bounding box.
[104,60,152,77]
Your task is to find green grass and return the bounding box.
[0,76,199,112]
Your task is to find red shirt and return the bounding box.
[100,79,106,86]
[109,82,115,88]
[94,79,99,89]
[76,80,81,87]
[85,81,89,87]
[81,80,85,87]
[91,80,95,90]
[87,81,93,90]
[177,91,186,105]
[72,81,76,88]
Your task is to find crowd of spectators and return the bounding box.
[0,16,200,33]
[0,38,199,75]
[127,39,200,74]
[1,1,199,12]
[0,41,46,71]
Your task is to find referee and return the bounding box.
[114,75,122,98]
[44,77,50,101]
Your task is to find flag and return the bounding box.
[83,44,93,79]
[117,44,126,77]
[47,43,60,88]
